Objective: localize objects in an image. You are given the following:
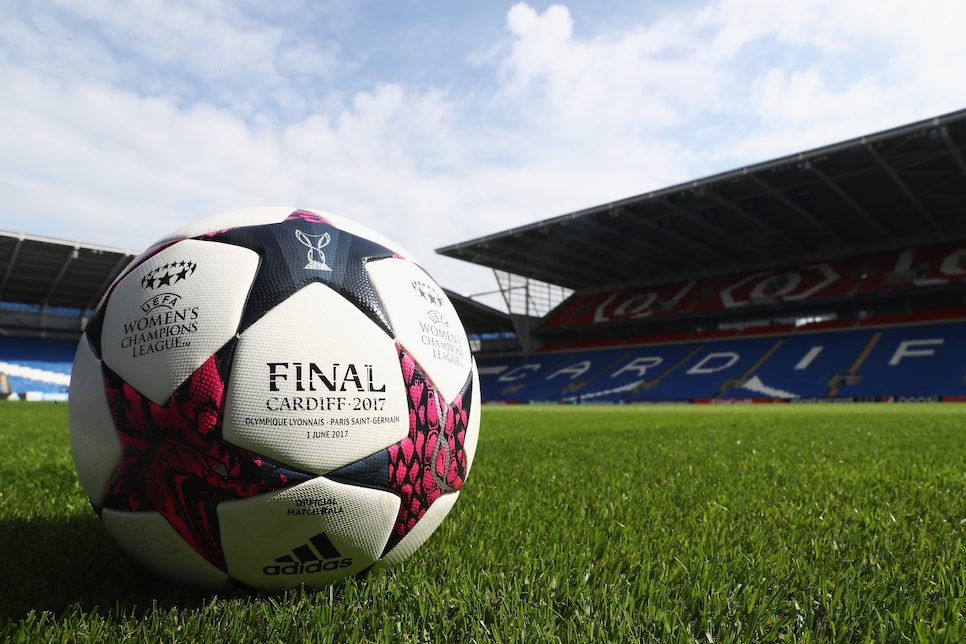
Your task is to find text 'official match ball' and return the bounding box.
[68,207,480,591]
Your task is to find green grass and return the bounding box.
[2,402,966,642]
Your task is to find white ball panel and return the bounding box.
[101,239,259,405]
[101,509,229,588]
[68,337,121,507]
[464,359,481,476]
[156,207,416,261]
[224,282,408,474]
[219,476,400,590]
[376,491,460,569]
[366,258,472,404]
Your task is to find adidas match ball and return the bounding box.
[68,207,480,591]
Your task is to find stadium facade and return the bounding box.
[3,108,966,402]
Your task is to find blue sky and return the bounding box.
[2,1,965,300]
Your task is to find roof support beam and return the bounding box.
[745,173,850,246]
[591,215,715,276]
[630,215,739,271]
[942,125,966,181]
[83,252,135,312]
[43,246,79,306]
[486,239,626,288]
[0,235,24,303]
[654,198,769,263]
[703,186,812,255]
[599,239,676,277]
[864,143,941,233]
[806,163,893,240]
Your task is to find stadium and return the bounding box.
[443,108,966,406]
[5,108,966,404]
[3,110,966,639]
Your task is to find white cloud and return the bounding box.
[1,0,965,300]
[491,1,966,178]
[499,3,717,136]
[5,0,342,118]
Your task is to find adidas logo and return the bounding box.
[262,531,353,576]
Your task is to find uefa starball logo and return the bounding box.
[141,260,197,289]
[137,259,199,315]
[411,280,444,306]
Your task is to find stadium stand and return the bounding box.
[441,108,966,404]
[478,320,966,404]
[0,336,76,399]
[0,231,137,400]
[719,329,876,400]
[838,322,966,400]
[539,240,966,330]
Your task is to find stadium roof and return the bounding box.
[443,290,513,336]
[438,108,966,292]
[0,231,137,314]
[0,229,512,338]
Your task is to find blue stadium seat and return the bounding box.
[629,337,778,401]
[476,353,576,401]
[0,336,76,394]
[560,343,698,403]
[503,347,635,402]
[480,321,966,403]
[721,330,874,400]
[478,351,627,402]
[838,322,966,399]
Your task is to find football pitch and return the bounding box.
[2,402,965,642]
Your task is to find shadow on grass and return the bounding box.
[0,513,233,623]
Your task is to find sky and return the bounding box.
[3,0,966,305]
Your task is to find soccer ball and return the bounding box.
[68,207,480,591]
